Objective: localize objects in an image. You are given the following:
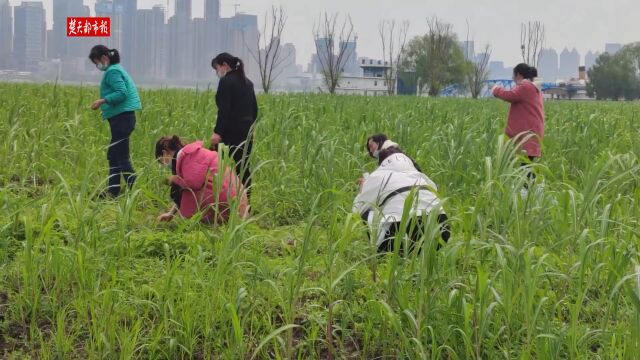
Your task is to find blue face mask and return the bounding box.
[96,62,108,71]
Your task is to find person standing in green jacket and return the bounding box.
[88,45,142,198]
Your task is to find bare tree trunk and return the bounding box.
[244,6,290,94]
[520,21,545,68]
[465,22,492,99]
[313,13,355,94]
[467,45,491,99]
[379,19,409,96]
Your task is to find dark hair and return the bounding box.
[366,133,388,157]
[88,45,120,64]
[155,135,184,160]
[212,52,246,80]
[513,63,538,81]
[378,147,403,164]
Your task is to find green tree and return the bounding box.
[587,43,640,100]
[401,17,470,97]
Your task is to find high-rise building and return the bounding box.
[488,61,509,79]
[95,0,124,51]
[52,0,86,59]
[175,0,192,19]
[114,0,137,69]
[280,43,298,79]
[204,0,221,62]
[168,3,195,80]
[259,40,297,89]
[134,5,166,79]
[14,2,46,71]
[559,48,580,80]
[0,0,12,69]
[459,40,475,61]
[67,5,92,60]
[537,48,559,81]
[308,37,358,76]
[46,29,54,60]
[220,13,259,81]
[604,43,622,55]
[205,0,220,22]
[310,37,333,74]
[340,38,359,75]
[585,51,600,70]
[193,17,212,80]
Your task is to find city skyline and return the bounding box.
[5,0,639,69]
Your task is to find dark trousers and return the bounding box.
[229,139,253,201]
[521,156,537,188]
[170,184,181,208]
[107,111,136,196]
[377,213,451,254]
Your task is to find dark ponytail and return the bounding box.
[89,45,120,64]
[514,63,537,81]
[212,52,246,80]
[155,135,184,160]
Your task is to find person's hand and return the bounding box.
[165,175,177,186]
[91,99,106,110]
[210,133,222,145]
[157,212,174,222]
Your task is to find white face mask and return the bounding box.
[96,62,108,71]
[372,150,380,159]
[216,69,227,79]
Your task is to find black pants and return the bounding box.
[521,156,537,188]
[107,112,136,196]
[377,214,451,254]
[170,184,181,208]
[229,139,253,201]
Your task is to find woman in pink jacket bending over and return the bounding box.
[490,63,545,183]
[155,136,249,223]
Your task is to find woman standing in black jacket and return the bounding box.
[210,53,258,202]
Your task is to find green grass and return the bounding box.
[0,82,639,359]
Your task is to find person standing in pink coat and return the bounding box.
[155,136,248,224]
[489,63,545,183]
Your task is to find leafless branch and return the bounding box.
[379,19,409,95]
[313,13,355,94]
[463,22,491,98]
[467,44,491,98]
[520,21,545,67]
[244,6,289,93]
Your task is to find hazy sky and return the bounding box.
[9,0,640,67]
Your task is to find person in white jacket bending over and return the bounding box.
[353,139,450,253]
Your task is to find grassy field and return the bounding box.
[1,82,639,359]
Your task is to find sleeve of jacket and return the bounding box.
[492,84,526,103]
[214,78,233,136]
[352,173,385,215]
[173,158,208,191]
[103,70,127,105]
